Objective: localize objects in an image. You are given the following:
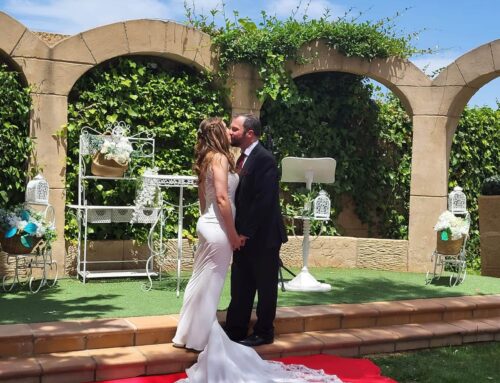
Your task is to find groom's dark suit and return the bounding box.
[225,141,288,341]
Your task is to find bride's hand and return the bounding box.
[229,232,242,250]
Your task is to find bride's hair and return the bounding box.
[194,117,236,183]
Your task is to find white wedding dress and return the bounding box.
[173,170,342,383]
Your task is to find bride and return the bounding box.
[172,117,341,383]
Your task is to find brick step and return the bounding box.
[1,317,499,383]
[1,295,500,359]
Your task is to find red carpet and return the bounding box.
[94,354,397,383]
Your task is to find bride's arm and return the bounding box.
[212,154,240,250]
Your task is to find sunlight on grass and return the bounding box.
[1,268,499,324]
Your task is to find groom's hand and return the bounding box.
[239,234,248,248]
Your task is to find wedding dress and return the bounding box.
[173,169,342,383]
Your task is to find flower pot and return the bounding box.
[0,233,42,254]
[436,232,463,255]
[91,153,128,177]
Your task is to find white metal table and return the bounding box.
[141,174,198,296]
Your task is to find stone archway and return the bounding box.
[0,15,217,273]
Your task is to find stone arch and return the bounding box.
[51,20,216,96]
[0,12,43,86]
[286,39,432,116]
[434,40,500,119]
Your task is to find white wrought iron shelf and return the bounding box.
[78,269,159,279]
[81,176,137,181]
[68,204,158,210]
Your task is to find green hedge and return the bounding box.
[65,57,228,242]
[0,63,32,208]
[261,73,412,238]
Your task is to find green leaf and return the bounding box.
[106,114,118,123]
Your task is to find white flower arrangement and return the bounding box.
[0,205,56,248]
[434,210,469,241]
[100,136,133,165]
[131,167,161,223]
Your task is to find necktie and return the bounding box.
[236,153,246,173]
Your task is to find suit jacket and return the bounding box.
[235,142,288,252]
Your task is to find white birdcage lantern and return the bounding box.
[25,174,49,204]
[448,186,467,215]
[313,190,331,220]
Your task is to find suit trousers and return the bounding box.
[225,246,281,341]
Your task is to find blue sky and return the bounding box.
[0,0,498,107]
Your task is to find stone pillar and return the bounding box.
[227,63,263,116]
[407,114,459,271]
[30,93,68,271]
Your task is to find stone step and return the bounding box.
[1,295,500,359]
[1,317,499,383]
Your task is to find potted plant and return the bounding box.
[0,205,57,254]
[91,134,133,177]
[479,175,500,277]
[434,210,469,255]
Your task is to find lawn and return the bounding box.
[1,267,499,324]
[368,342,500,382]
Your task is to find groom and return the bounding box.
[225,113,288,347]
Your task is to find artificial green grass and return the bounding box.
[368,342,500,382]
[1,267,499,324]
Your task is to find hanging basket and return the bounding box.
[91,153,128,177]
[436,232,464,255]
[0,234,42,254]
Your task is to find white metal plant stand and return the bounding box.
[68,123,160,287]
[281,157,336,292]
[140,174,197,297]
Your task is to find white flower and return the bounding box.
[100,136,133,164]
[17,220,28,231]
[434,210,469,240]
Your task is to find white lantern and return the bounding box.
[448,186,467,215]
[25,174,49,204]
[313,190,331,220]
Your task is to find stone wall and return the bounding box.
[0,11,498,274]
[63,236,408,275]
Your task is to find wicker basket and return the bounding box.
[91,153,128,177]
[0,234,42,254]
[436,232,464,255]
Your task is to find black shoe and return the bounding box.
[239,334,274,347]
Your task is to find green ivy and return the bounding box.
[449,105,500,269]
[261,73,412,238]
[187,6,430,103]
[65,57,229,242]
[0,64,32,208]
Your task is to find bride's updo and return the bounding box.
[194,117,236,183]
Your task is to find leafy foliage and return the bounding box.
[65,57,228,241]
[0,64,32,208]
[449,105,500,269]
[261,73,412,238]
[481,175,500,195]
[186,5,430,103]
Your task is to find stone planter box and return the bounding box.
[479,195,500,277]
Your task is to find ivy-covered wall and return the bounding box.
[65,57,229,241]
[0,63,32,208]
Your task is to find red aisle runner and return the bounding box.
[94,354,397,383]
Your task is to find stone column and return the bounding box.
[407,115,450,271]
[30,93,69,272]
[227,63,263,116]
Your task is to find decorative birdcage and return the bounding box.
[313,190,330,220]
[25,174,49,204]
[448,186,467,215]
